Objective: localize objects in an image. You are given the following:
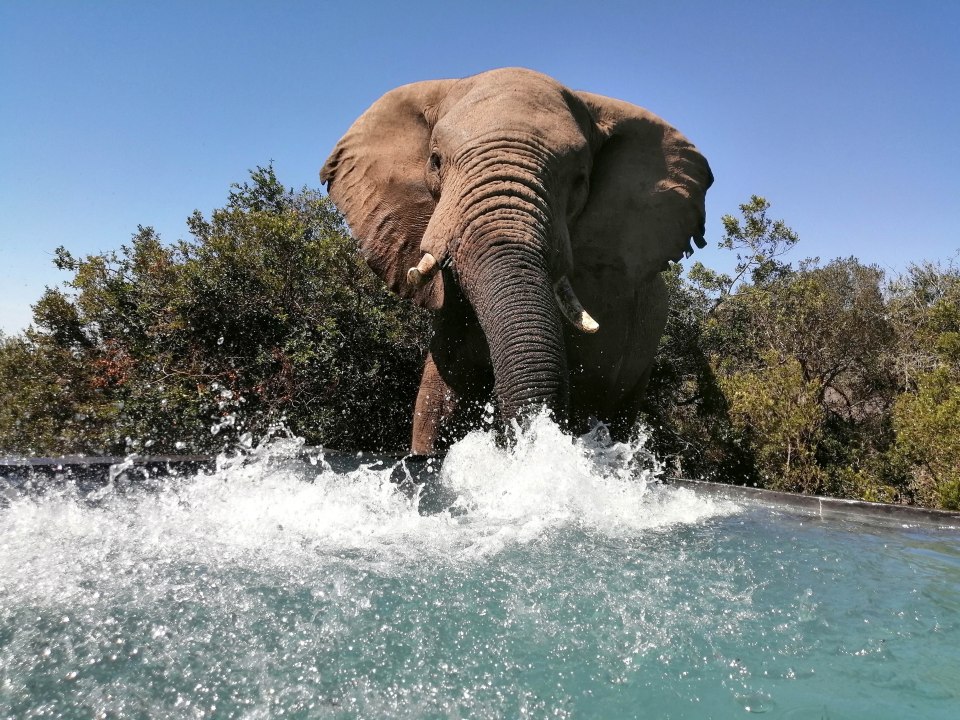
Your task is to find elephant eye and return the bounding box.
[425,152,442,199]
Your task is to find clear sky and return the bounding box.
[2,0,958,334]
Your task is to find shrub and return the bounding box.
[0,166,430,455]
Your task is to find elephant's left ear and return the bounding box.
[320,79,459,309]
[571,91,713,280]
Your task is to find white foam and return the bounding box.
[442,411,732,540]
[0,412,739,607]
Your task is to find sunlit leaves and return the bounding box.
[687,195,798,307]
[888,259,960,508]
[0,165,429,455]
[650,196,959,508]
[718,353,826,494]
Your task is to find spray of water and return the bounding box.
[1,410,735,602]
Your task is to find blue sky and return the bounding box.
[2,0,958,333]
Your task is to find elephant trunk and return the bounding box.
[429,142,573,426]
[458,233,569,425]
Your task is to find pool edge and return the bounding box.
[667,477,960,529]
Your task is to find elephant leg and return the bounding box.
[411,352,461,454]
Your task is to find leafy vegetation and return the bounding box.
[0,166,430,455]
[887,262,960,508]
[1,175,957,510]
[645,196,959,509]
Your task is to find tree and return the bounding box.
[643,266,753,482]
[718,353,826,493]
[653,197,905,499]
[888,260,960,509]
[648,196,805,486]
[0,166,430,455]
[687,194,799,311]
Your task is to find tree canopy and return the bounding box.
[0,166,430,455]
[645,197,959,509]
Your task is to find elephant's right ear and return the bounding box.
[321,80,457,310]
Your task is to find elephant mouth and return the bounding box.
[407,252,598,335]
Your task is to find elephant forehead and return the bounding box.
[438,81,588,152]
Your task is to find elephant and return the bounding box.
[321,68,713,454]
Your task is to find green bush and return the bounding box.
[649,197,959,509]
[888,261,960,509]
[0,166,430,455]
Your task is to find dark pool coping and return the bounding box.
[3,453,958,528]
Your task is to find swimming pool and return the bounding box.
[2,415,958,718]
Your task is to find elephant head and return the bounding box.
[321,68,712,451]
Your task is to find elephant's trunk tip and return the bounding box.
[407,253,438,287]
[554,276,599,334]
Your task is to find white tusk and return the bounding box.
[553,276,599,334]
[407,253,438,287]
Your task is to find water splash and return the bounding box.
[440,410,732,548]
[0,411,734,607]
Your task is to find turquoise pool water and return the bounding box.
[2,415,958,718]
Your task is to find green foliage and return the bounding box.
[0,166,430,455]
[646,196,806,486]
[713,258,898,495]
[718,353,826,493]
[0,329,113,455]
[887,260,960,509]
[687,195,798,305]
[893,367,960,509]
[650,197,959,509]
[643,266,754,483]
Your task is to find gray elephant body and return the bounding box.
[321,69,712,453]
